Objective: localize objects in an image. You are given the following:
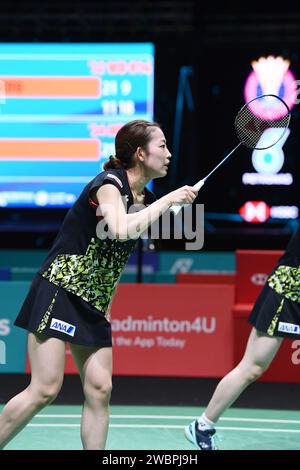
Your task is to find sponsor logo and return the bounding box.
[278,322,300,335]
[170,259,194,274]
[250,273,268,285]
[239,201,270,223]
[107,173,123,188]
[111,315,216,334]
[50,318,76,337]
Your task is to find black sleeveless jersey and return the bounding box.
[38,168,156,314]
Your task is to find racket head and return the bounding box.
[235,94,291,150]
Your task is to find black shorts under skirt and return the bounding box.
[249,283,300,339]
[14,274,112,347]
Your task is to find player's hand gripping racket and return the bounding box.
[170,94,291,215]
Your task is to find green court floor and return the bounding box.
[2,405,300,450]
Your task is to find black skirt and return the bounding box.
[14,274,112,347]
[249,283,300,339]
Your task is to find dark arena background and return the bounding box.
[0,1,300,455]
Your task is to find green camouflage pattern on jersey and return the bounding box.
[42,237,134,315]
[268,265,300,302]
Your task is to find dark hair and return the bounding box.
[103,119,161,171]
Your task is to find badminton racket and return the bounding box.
[170,94,291,215]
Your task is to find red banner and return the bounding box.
[235,249,283,304]
[110,284,234,377]
[176,273,235,285]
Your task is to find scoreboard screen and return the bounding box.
[0,43,154,208]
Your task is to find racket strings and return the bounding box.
[235,95,290,150]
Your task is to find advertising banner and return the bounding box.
[159,252,235,274]
[235,249,283,304]
[0,281,28,372]
[111,284,234,377]
[64,284,235,376]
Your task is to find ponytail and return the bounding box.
[103,155,124,170]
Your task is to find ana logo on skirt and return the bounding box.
[50,318,76,337]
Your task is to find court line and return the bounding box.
[27,423,300,433]
[35,414,300,424]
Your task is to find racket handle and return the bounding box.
[170,180,205,215]
[193,179,205,191]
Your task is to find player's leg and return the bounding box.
[0,332,66,449]
[185,328,282,450]
[70,344,112,450]
[205,327,282,421]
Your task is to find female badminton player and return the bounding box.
[0,119,198,450]
[185,224,300,450]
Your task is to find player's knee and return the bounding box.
[33,381,62,406]
[84,378,112,406]
[246,363,267,382]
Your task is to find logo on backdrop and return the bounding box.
[239,201,298,222]
[250,273,268,285]
[243,56,296,188]
[169,258,194,273]
[111,315,217,350]
[244,56,297,114]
